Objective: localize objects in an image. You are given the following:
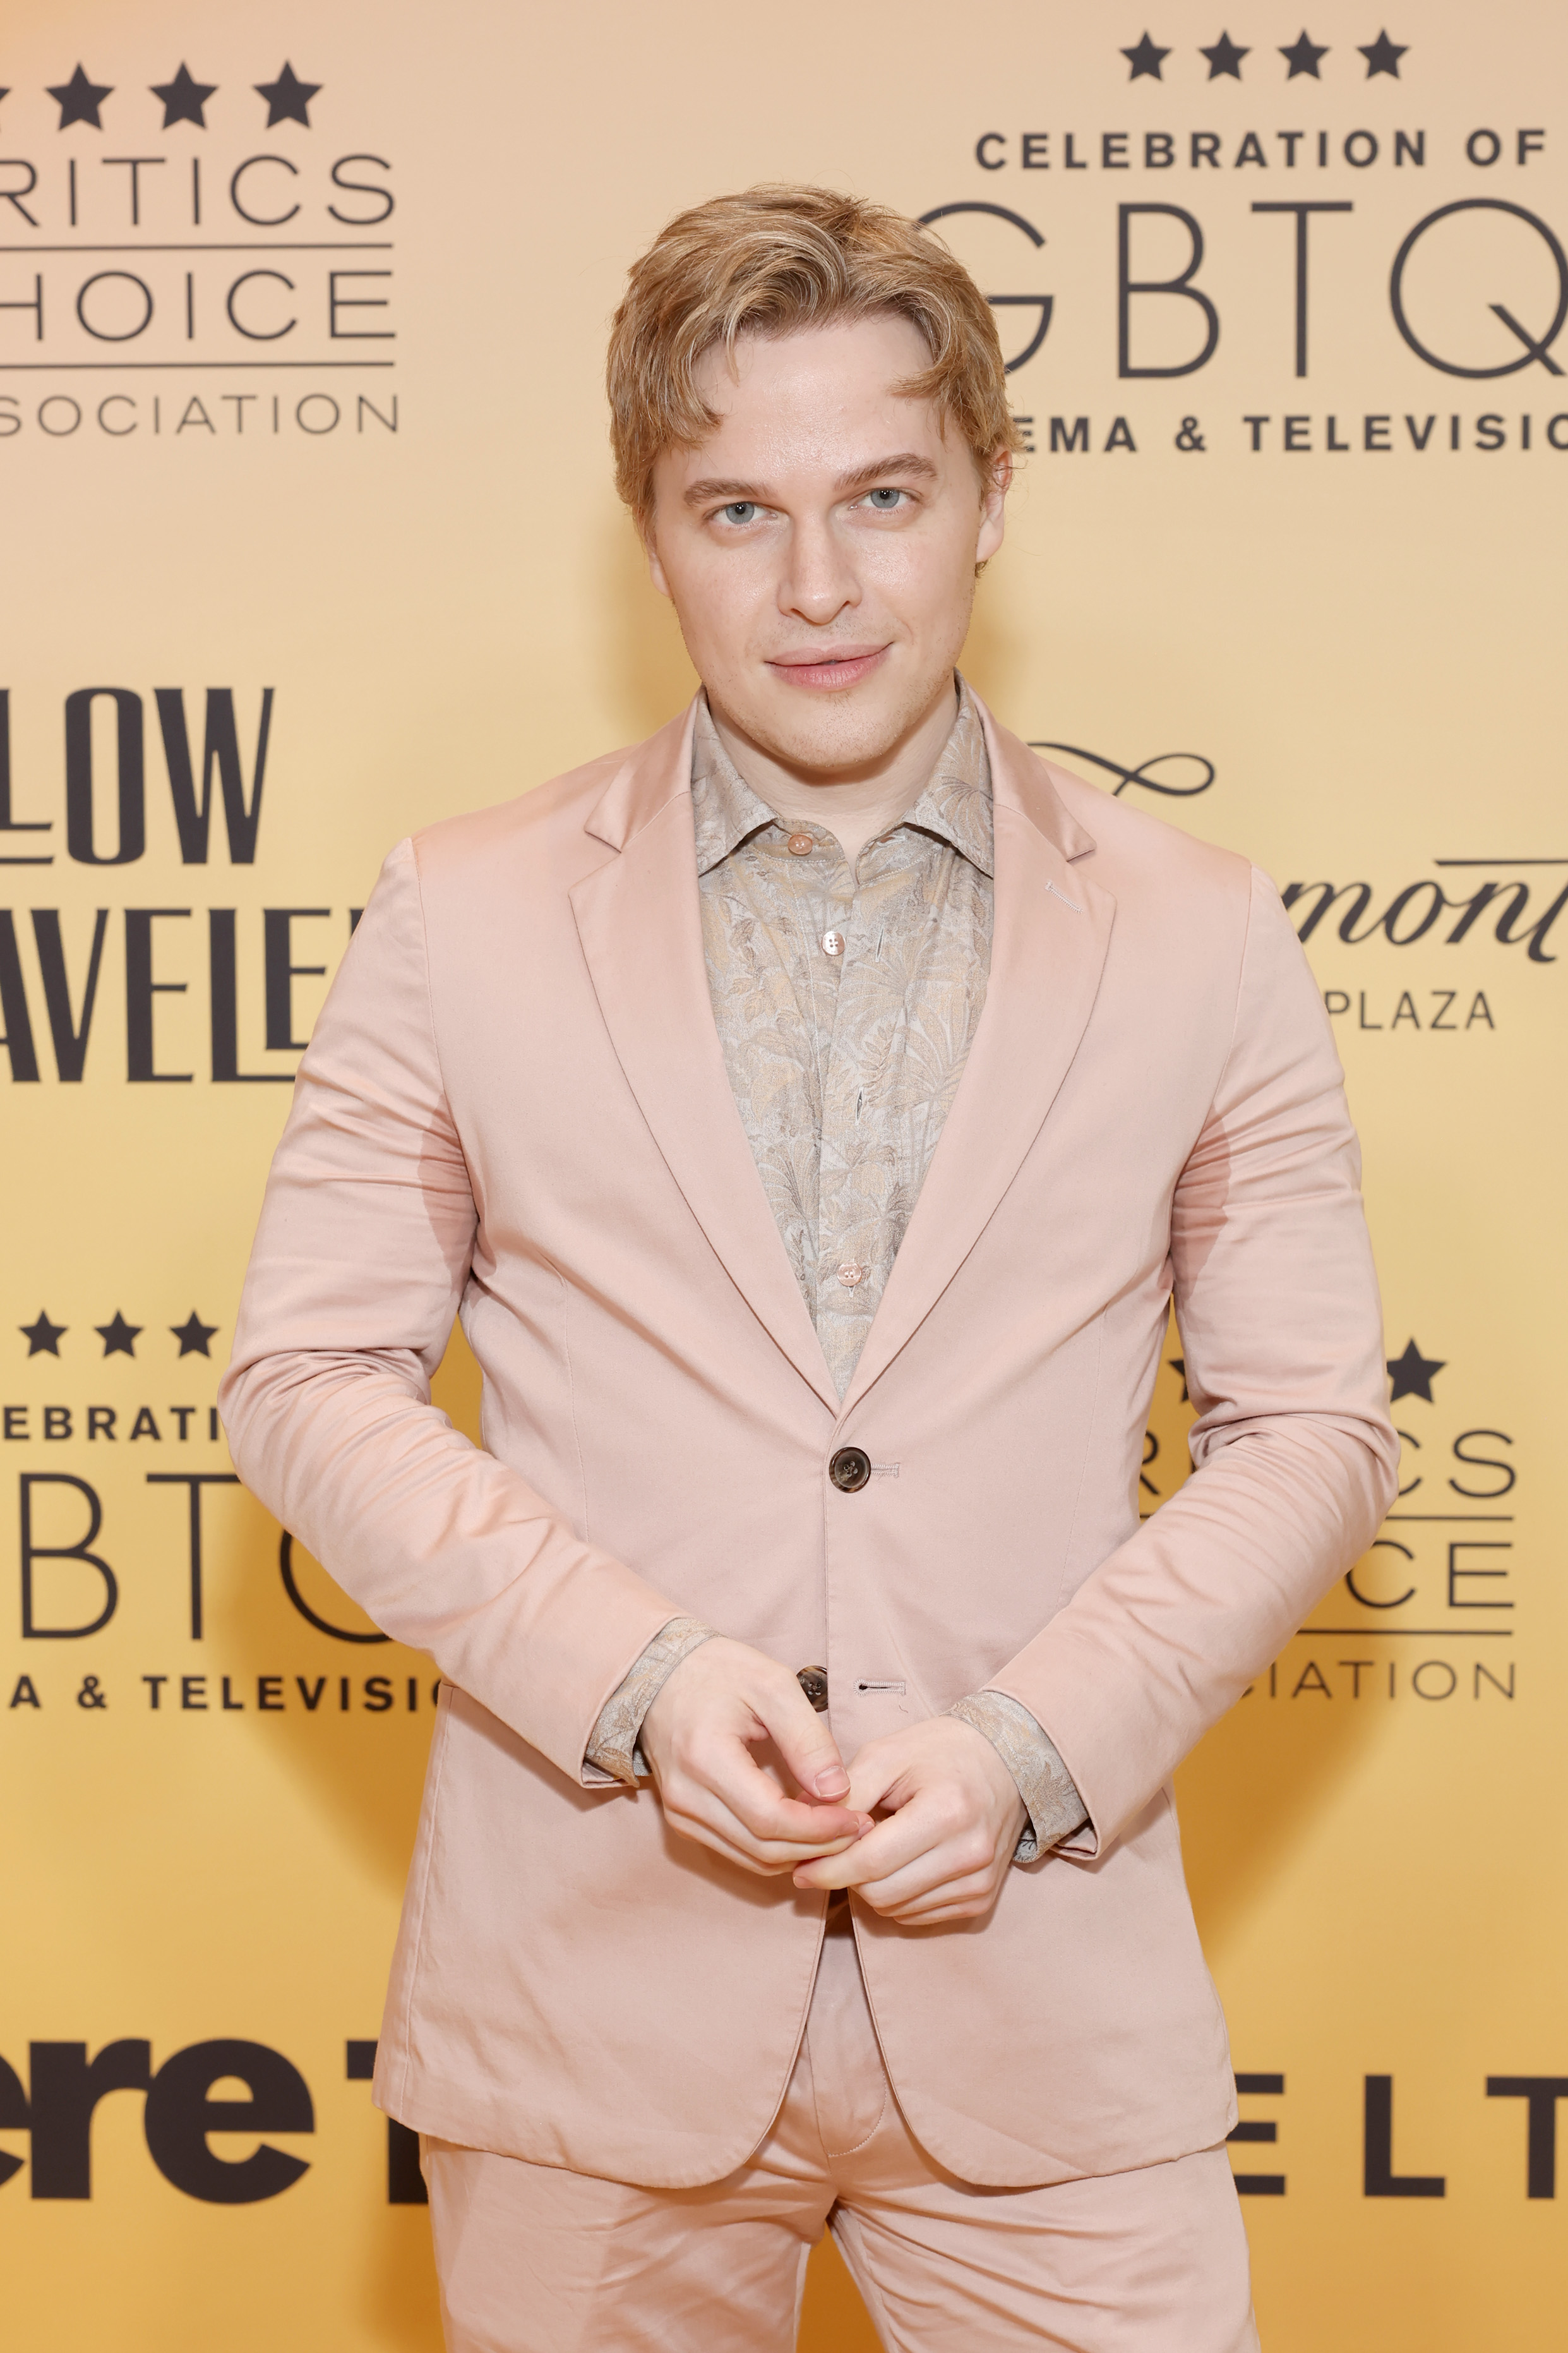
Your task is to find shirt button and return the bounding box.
[787,832,814,857]
[829,1447,872,1493]
[796,1665,829,1712]
[835,1262,867,1289]
[822,930,845,958]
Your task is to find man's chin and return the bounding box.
[719,682,945,781]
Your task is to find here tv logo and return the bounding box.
[0,2035,424,2205]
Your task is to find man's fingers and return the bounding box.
[783,1714,1021,1916]
[668,1733,869,1853]
[870,1882,991,1920]
[674,1787,868,1861]
[840,1750,912,1820]
[661,1776,868,1873]
[805,1840,1002,1918]
[793,1800,949,1891]
[748,1675,853,1802]
[671,1812,863,1878]
[861,1858,999,1915]
[700,1736,867,1846]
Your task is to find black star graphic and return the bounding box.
[254,62,320,128]
[171,1311,219,1358]
[47,64,113,129]
[1358,30,1408,77]
[1200,32,1249,79]
[1387,1338,1444,1404]
[95,1311,142,1358]
[21,1310,66,1357]
[151,64,217,129]
[1279,30,1329,77]
[1121,33,1171,81]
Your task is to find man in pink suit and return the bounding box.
[222,187,1397,2350]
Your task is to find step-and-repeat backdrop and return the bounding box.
[1,1,1562,2345]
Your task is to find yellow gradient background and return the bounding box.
[1,3,1563,2345]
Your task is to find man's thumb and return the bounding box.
[767,1688,851,1803]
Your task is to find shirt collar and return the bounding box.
[690,699,778,874]
[689,677,994,880]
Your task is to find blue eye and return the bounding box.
[722,501,757,524]
[866,487,905,509]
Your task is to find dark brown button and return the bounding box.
[796,1665,829,1712]
[829,1447,871,1493]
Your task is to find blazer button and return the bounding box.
[829,1446,871,1493]
[796,1665,829,1712]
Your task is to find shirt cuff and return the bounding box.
[948,1690,1089,1863]
[584,1616,716,1786]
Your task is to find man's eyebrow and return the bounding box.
[683,476,770,507]
[834,452,938,494]
[681,452,940,509]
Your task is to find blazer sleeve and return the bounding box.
[217,836,684,1783]
[986,864,1399,1857]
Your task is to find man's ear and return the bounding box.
[976,447,1012,566]
[646,529,671,599]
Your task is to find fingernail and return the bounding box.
[814,1769,849,1798]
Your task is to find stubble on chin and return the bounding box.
[715,661,959,781]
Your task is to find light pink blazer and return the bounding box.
[221,695,1397,2189]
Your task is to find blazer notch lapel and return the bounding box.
[570,709,837,1414]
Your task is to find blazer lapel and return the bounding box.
[839,707,1116,1417]
[570,703,839,1412]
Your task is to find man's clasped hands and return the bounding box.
[639,1635,1028,1927]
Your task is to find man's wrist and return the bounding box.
[585,1617,717,1784]
[947,1690,1088,1862]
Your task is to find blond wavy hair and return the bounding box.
[606,184,1022,535]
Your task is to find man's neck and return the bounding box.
[706,679,960,873]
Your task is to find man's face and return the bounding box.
[646,315,1008,777]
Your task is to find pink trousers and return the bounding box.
[423,1911,1259,2352]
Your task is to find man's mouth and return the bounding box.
[765,646,890,692]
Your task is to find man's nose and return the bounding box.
[779,517,859,625]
